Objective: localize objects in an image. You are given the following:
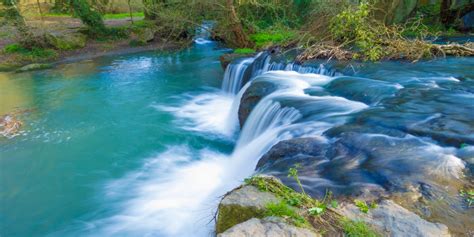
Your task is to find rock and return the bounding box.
[129,26,157,46]
[339,200,451,237]
[256,137,328,170]
[216,185,280,234]
[46,32,87,50]
[218,217,320,237]
[15,63,52,73]
[238,80,278,127]
[220,53,252,70]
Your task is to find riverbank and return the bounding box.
[0,15,189,72]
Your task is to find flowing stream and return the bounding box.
[1,34,473,236]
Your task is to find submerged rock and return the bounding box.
[340,200,451,237]
[15,63,53,73]
[216,185,279,233]
[218,217,320,237]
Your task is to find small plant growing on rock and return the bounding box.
[460,189,473,207]
[354,200,377,213]
[341,218,380,237]
[265,201,307,227]
[288,164,306,195]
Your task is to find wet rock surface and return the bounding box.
[218,217,320,237]
[340,200,451,237]
[238,80,278,128]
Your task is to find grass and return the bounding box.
[3,44,56,58]
[249,27,296,48]
[233,48,256,54]
[104,12,144,20]
[341,218,381,237]
[42,12,145,20]
[245,175,381,235]
[265,201,308,227]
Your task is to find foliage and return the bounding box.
[288,164,306,195]
[2,43,57,64]
[233,48,256,54]
[328,1,445,61]
[265,201,307,227]
[354,199,377,214]
[330,1,384,61]
[245,176,342,233]
[4,43,25,54]
[341,218,381,237]
[70,0,106,36]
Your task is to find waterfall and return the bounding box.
[194,21,214,44]
[221,57,256,94]
[221,51,339,95]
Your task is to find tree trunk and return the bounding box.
[226,0,252,48]
[2,0,33,39]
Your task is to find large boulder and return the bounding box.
[46,32,87,50]
[238,80,278,128]
[216,185,280,234]
[218,217,320,237]
[339,200,451,237]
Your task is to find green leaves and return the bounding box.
[308,206,325,215]
[460,189,474,207]
[354,200,377,214]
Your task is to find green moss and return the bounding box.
[341,218,381,237]
[104,12,144,20]
[233,48,256,54]
[216,203,266,234]
[265,201,308,227]
[46,33,87,50]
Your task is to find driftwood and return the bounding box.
[296,42,474,63]
[296,43,353,62]
[435,43,474,57]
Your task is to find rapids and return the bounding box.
[0,30,473,237]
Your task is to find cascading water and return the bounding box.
[3,21,472,236]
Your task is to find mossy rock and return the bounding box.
[131,26,158,45]
[216,185,280,233]
[46,32,87,50]
[15,63,53,73]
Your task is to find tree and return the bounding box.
[69,0,106,35]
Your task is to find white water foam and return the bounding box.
[154,92,236,138]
